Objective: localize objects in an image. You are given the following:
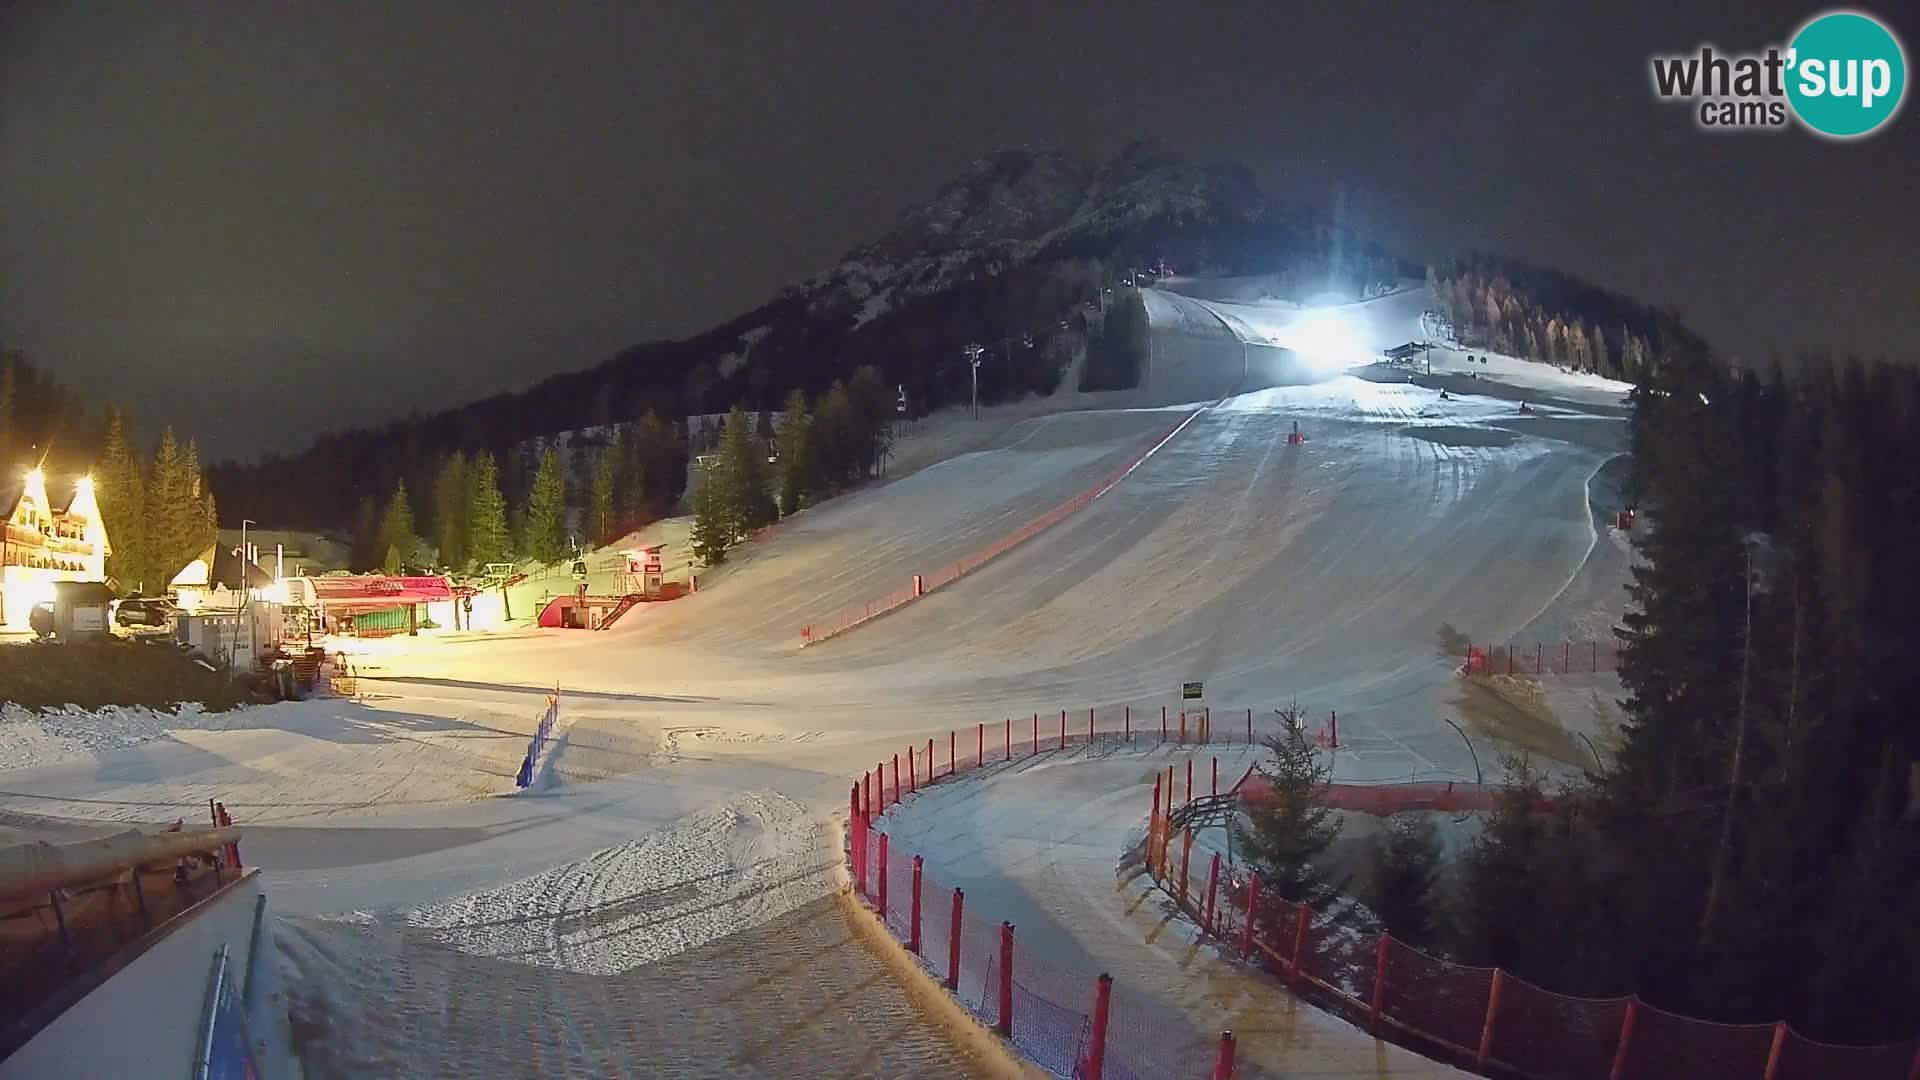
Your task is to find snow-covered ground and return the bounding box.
[1,283,1634,1076]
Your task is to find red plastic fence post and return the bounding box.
[946,888,964,990]
[1212,756,1219,796]
[852,805,868,897]
[1762,1022,1788,1080]
[908,745,916,793]
[1247,707,1252,743]
[1290,901,1310,987]
[876,833,890,919]
[1609,998,1640,1080]
[1204,852,1221,933]
[1186,758,1193,804]
[997,922,1015,1037]
[1179,829,1193,908]
[978,722,984,767]
[949,732,955,776]
[1476,968,1505,1070]
[1204,706,1211,742]
[1330,710,1338,749]
[1088,706,1095,745]
[850,783,859,824]
[1240,875,1259,958]
[1125,705,1131,741]
[893,755,901,805]
[1167,765,1175,808]
[1212,1032,1236,1080]
[1005,719,1011,761]
[928,738,935,783]
[1085,973,1113,1080]
[1060,708,1067,749]
[1032,713,1038,755]
[1180,710,1188,743]
[909,855,924,954]
[1151,773,1162,829]
[1161,705,1168,741]
[1370,935,1390,1032]
[871,766,880,816]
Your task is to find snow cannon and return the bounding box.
[1286,420,1306,446]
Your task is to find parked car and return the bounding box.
[114,596,177,636]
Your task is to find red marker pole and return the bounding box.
[1032,713,1038,755]
[909,855,924,954]
[1212,756,1219,796]
[1161,705,1168,741]
[997,922,1015,1037]
[1059,708,1067,750]
[1124,705,1131,741]
[946,888,964,990]
[1212,1033,1237,1080]
[1086,974,1113,1080]
[978,722,984,767]
[877,833,890,919]
[928,738,935,783]
[1246,707,1252,743]
[908,745,916,793]
[1005,719,1011,761]
[949,731,955,777]
[1186,758,1193,805]
[893,754,901,805]
[1088,706,1095,745]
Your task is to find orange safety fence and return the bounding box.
[1462,640,1621,677]
[1146,794,1920,1080]
[801,411,1200,646]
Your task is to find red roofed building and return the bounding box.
[296,574,454,637]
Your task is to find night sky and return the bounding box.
[3,2,1914,461]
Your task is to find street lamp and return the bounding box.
[964,343,985,419]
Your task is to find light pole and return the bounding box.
[965,343,985,419]
[240,520,254,578]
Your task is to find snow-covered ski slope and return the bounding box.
[0,285,1632,1077]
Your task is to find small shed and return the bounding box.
[50,580,116,642]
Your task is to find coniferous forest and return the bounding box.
[1455,343,1920,1044]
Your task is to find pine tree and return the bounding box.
[467,453,510,566]
[376,480,417,573]
[145,428,204,585]
[812,382,855,489]
[590,430,621,544]
[97,407,149,592]
[1232,702,1342,908]
[1370,813,1441,946]
[523,447,568,564]
[776,389,812,515]
[688,457,731,565]
[717,406,774,540]
[432,453,469,570]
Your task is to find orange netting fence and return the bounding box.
[801,410,1201,646]
[1146,788,1920,1080]
[1462,639,1621,676]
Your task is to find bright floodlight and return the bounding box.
[1284,309,1369,374]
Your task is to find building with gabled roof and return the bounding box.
[1,466,110,630]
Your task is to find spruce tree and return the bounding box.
[522,447,568,564]
[1232,702,1342,908]
[590,430,621,544]
[467,453,510,566]
[776,389,812,515]
[145,428,204,585]
[688,458,731,565]
[376,480,417,573]
[432,453,469,570]
[1370,813,1441,946]
[97,407,149,592]
[717,406,774,540]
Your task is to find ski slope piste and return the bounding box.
[4,280,1776,1079]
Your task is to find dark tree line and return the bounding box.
[1428,256,1706,384]
[1453,350,1920,1044]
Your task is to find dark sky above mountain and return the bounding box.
[3,1,1914,461]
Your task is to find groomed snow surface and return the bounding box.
[1,286,1631,1077]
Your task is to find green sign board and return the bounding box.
[1181,681,1203,701]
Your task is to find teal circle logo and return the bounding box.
[1786,11,1907,138]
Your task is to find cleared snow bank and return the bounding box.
[0,702,219,772]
